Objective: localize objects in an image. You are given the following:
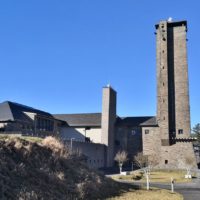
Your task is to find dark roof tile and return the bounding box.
[0,101,55,123]
[116,116,157,127]
[53,113,101,127]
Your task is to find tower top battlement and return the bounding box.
[155,20,187,30]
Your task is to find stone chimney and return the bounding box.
[101,85,117,167]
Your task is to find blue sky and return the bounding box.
[0,0,199,127]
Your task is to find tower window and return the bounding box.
[145,129,149,134]
[163,82,165,86]
[162,66,165,69]
[165,160,168,164]
[163,99,165,103]
[162,50,165,53]
[163,116,165,120]
[178,129,183,134]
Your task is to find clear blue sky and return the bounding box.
[0,0,199,127]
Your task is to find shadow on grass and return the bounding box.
[102,181,141,199]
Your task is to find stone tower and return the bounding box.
[154,20,197,168]
[156,20,191,145]
[101,85,116,167]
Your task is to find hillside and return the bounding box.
[0,136,121,200]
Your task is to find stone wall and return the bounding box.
[142,127,161,156]
[142,126,197,169]
[64,140,106,169]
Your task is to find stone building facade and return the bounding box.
[0,20,198,169]
[142,20,196,168]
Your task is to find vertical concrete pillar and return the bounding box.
[101,85,117,167]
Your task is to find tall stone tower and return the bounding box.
[101,85,116,167]
[156,20,191,145]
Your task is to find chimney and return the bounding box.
[101,85,117,167]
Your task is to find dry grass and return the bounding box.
[107,188,183,200]
[112,169,195,183]
[0,134,43,143]
[146,170,195,183]
[0,136,129,200]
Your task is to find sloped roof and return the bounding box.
[53,113,102,127]
[0,101,54,123]
[116,116,157,127]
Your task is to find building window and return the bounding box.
[131,130,136,136]
[178,129,183,134]
[163,116,165,120]
[165,160,168,164]
[145,129,149,134]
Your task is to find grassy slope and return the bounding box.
[0,136,122,199]
[0,136,184,200]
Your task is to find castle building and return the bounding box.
[0,20,197,169]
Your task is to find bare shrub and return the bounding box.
[134,152,148,169]
[185,155,194,176]
[148,154,159,169]
[134,152,150,190]
[114,150,128,173]
[42,136,69,157]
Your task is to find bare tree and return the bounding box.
[134,152,148,169]
[148,154,159,170]
[133,152,150,190]
[192,123,200,144]
[114,150,128,174]
[185,156,194,178]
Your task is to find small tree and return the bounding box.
[148,154,159,170]
[114,150,128,174]
[185,156,193,178]
[192,123,200,144]
[134,152,150,190]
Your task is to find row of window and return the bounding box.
[37,118,54,131]
[145,129,184,134]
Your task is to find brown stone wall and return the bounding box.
[144,20,197,168]
[156,21,170,145]
[142,126,197,169]
[142,127,161,156]
[159,142,197,169]
[156,21,192,144]
[173,25,191,138]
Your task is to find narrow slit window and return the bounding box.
[178,129,183,134]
